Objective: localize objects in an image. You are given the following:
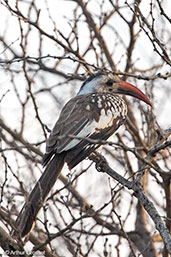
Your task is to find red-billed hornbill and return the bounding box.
[15,72,152,237]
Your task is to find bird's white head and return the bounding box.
[78,72,152,106]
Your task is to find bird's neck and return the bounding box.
[77,81,98,96]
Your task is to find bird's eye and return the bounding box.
[106,80,113,86]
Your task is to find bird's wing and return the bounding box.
[43,93,126,166]
[65,117,122,169]
[45,94,99,153]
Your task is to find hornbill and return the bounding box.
[14,72,152,237]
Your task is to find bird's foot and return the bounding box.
[89,151,108,172]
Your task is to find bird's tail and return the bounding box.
[14,153,66,237]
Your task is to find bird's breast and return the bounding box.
[88,93,127,124]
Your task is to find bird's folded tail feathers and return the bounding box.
[13,152,66,237]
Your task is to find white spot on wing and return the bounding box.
[107,109,111,116]
[98,102,102,108]
[86,105,91,111]
[100,109,105,116]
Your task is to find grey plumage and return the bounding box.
[14,72,151,237]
